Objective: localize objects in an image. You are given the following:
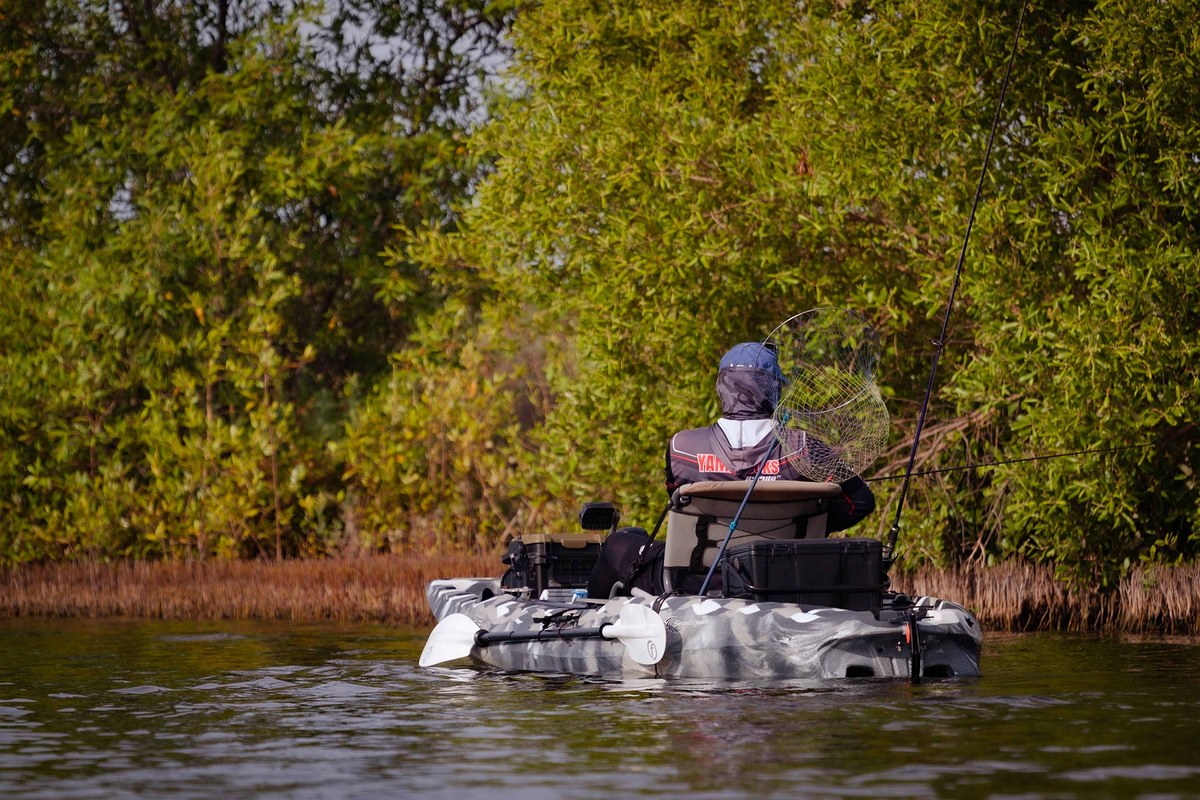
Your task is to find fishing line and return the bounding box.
[886,2,1029,564]
[697,441,776,597]
[868,440,1157,483]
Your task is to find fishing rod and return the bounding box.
[885,2,1029,565]
[697,442,776,597]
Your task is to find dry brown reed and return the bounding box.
[3,555,1197,633]
[893,561,1200,635]
[0,552,498,627]
[1115,564,1200,635]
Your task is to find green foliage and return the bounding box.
[3,0,1199,590]
[949,0,1200,586]
[395,0,1200,585]
[0,0,514,561]
[338,319,533,550]
[396,0,1014,529]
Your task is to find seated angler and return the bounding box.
[587,342,875,599]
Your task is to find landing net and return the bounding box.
[767,308,890,482]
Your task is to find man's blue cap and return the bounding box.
[719,342,782,380]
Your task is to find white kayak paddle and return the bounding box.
[419,603,667,668]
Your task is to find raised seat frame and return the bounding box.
[662,479,842,594]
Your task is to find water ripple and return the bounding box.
[1,621,1199,800]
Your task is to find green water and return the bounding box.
[2,618,1198,799]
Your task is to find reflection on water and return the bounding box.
[2,618,1199,799]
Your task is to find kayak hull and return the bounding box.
[426,579,982,680]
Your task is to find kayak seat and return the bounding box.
[663,480,842,595]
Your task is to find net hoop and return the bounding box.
[766,308,889,482]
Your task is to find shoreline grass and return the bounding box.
[892,562,1200,635]
[0,553,497,628]
[2,555,1197,634]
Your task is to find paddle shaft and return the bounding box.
[476,624,615,646]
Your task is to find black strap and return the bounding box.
[623,541,664,586]
[690,508,824,573]
[688,514,716,572]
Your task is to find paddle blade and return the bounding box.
[603,604,667,666]
[419,613,483,667]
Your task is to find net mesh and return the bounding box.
[768,308,890,482]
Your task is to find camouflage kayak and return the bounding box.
[423,578,982,681]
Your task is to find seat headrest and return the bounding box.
[675,480,841,504]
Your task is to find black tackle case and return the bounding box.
[501,532,605,596]
[721,537,886,612]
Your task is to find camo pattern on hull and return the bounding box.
[426,579,982,680]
